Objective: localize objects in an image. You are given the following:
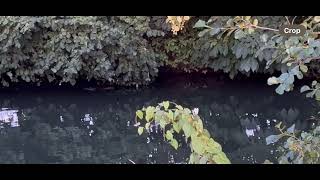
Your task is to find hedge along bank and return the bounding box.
[0,16,167,87]
[1,16,320,99]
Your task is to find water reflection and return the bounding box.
[0,77,318,164]
[0,108,19,128]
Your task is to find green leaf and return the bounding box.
[234,29,246,39]
[183,122,194,138]
[145,122,150,130]
[212,153,231,164]
[170,139,179,150]
[267,77,280,85]
[163,101,170,110]
[300,85,311,93]
[166,130,173,140]
[266,134,281,145]
[260,34,268,43]
[159,118,167,129]
[191,136,205,154]
[145,106,155,122]
[306,90,316,98]
[286,124,295,134]
[275,84,285,95]
[6,72,12,78]
[314,16,320,23]
[198,29,210,37]
[138,127,144,135]
[197,119,203,132]
[312,80,318,87]
[296,71,303,79]
[315,90,320,101]
[247,27,254,34]
[203,129,211,137]
[300,64,308,73]
[136,110,143,120]
[176,105,183,110]
[193,20,207,28]
[199,156,208,164]
[184,108,192,114]
[207,139,222,152]
[189,153,195,164]
[278,73,289,82]
[168,110,174,121]
[173,122,181,133]
[209,28,220,36]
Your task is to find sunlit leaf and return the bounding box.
[199,156,208,164]
[198,29,211,37]
[136,110,143,120]
[145,122,150,130]
[183,122,193,138]
[145,106,155,122]
[300,85,311,93]
[173,122,181,133]
[209,28,221,36]
[163,101,170,110]
[314,16,320,22]
[300,64,308,73]
[160,118,167,129]
[191,136,205,154]
[312,80,318,86]
[266,134,281,145]
[176,105,183,110]
[286,124,295,134]
[193,20,207,28]
[166,130,173,140]
[170,139,179,150]
[168,110,174,121]
[267,77,280,85]
[275,84,285,95]
[212,153,231,164]
[138,127,144,135]
[234,29,246,39]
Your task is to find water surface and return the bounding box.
[0,76,318,164]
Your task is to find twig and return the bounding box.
[291,16,297,25]
[251,25,279,32]
[285,16,291,24]
[128,159,136,164]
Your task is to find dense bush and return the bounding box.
[266,122,320,164]
[187,16,320,99]
[0,16,169,86]
[1,16,320,98]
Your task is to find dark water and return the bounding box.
[0,76,319,164]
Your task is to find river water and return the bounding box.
[0,75,318,164]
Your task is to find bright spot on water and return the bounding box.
[251,113,258,117]
[0,109,19,128]
[89,120,94,125]
[60,116,64,122]
[245,129,255,137]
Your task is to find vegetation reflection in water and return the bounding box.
[0,79,318,164]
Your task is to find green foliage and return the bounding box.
[135,101,231,164]
[1,15,320,100]
[266,122,320,164]
[0,16,166,87]
[300,80,320,100]
[192,16,320,99]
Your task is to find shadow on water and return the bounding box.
[0,75,319,164]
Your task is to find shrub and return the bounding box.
[135,101,231,164]
[0,16,167,86]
